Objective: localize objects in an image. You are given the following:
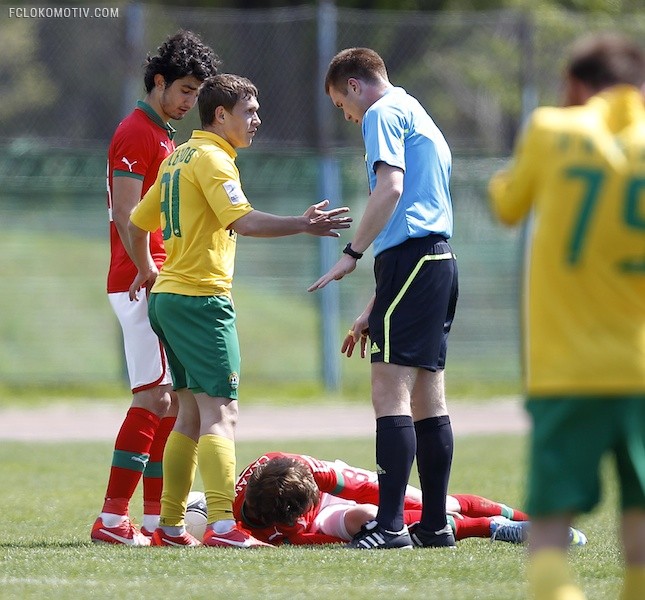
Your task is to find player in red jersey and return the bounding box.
[92,31,220,546]
[233,453,587,547]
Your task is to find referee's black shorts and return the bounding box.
[368,234,458,371]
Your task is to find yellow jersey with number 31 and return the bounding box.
[489,86,645,396]
[130,130,254,297]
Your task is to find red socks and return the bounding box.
[143,415,176,515]
[452,494,529,521]
[102,407,160,515]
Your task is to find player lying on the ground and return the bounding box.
[231,452,588,547]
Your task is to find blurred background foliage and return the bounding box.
[141,0,642,13]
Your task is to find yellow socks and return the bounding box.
[197,434,236,524]
[527,549,586,600]
[620,566,645,600]
[159,432,198,528]
[529,550,645,600]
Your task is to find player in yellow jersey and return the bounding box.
[127,74,351,547]
[489,34,645,600]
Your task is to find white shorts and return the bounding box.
[108,292,172,393]
[311,493,357,541]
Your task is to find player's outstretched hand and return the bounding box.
[303,199,352,237]
[129,267,158,302]
[307,254,357,292]
[341,327,369,358]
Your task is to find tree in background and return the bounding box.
[0,20,56,133]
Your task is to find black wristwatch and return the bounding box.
[342,243,363,260]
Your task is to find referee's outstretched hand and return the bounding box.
[307,254,357,291]
[341,327,369,359]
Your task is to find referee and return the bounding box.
[309,47,458,550]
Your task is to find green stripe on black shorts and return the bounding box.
[148,293,240,400]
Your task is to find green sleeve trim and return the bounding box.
[113,169,144,181]
[331,469,345,495]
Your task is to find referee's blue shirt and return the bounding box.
[362,86,453,257]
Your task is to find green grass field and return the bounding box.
[1,434,623,600]
[0,187,619,598]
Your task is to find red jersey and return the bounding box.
[234,452,422,545]
[106,101,175,293]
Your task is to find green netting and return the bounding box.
[0,147,520,390]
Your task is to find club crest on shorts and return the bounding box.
[228,372,239,389]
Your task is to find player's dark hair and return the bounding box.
[144,30,220,93]
[567,33,645,91]
[244,457,319,527]
[198,73,259,128]
[325,47,389,95]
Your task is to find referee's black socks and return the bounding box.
[375,415,416,532]
[415,415,454,533]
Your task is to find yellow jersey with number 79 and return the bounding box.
[489,85,645,396]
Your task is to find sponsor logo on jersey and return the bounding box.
[120,156,138,172]
[160,140,171,152]
[223,180,248,205]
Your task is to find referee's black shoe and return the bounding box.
[409,522,456,548]
[346,520,413,550]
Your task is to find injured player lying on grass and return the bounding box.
[222,452,588,548]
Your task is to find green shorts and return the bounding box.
[526,395,645,517]
[148,293,240,400]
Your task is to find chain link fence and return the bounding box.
[1,4,644,393]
